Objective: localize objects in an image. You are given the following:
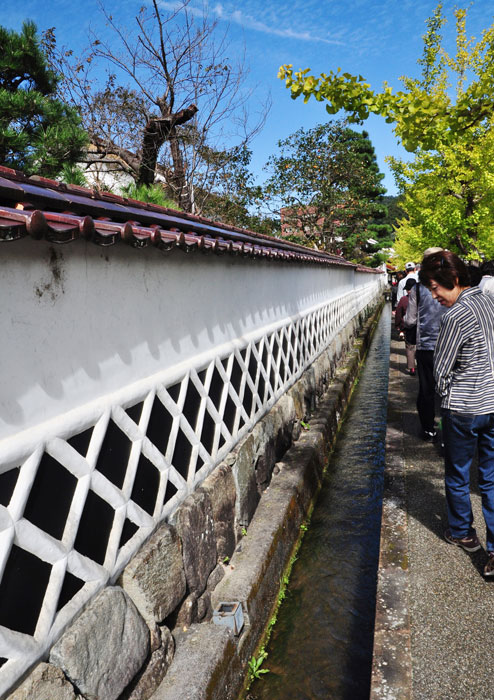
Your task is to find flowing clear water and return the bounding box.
[247,306,390,700]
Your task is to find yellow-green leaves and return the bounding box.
[278,3,494,259]
[278,4,494,156]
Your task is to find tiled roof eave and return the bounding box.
[0,166,377,271]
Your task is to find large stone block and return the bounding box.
[172,489,217,596]
[199,464,236,560]
[174,592,198,628]
[207,563,225,592]
[120,627,174,700]
[230,433,259,527]
[197,590,212,622]
[119,523,186,626]
[49,587,149,700]
[211,468,303,643]
[288,377,308,421]
[151,623,238,700]
[9,663,77,700]
[254,437,276,493]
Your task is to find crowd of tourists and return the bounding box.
[392,252,494,577]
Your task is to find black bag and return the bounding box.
[404,325,417,345]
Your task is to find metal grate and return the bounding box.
[0,282,380,695]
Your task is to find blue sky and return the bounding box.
[3,0,493,195]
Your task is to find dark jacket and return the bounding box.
[404,283,445,351]
[395,295,409,330]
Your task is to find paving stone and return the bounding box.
[49,587,149,700]
[120,523,186,626]
[9,663,77,700]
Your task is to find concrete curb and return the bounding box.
[151,302,384,700]
[370,332,412,700]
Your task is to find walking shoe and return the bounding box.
[444,528,481,552]
[409,368,416,376]
[421,429,437,442]
[484,553,494,577]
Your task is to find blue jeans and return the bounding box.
[441,409,494,552]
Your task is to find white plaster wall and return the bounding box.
[0,239,378,442]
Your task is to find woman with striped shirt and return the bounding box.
[420,250,494,577]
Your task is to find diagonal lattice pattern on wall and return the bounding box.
[0,283,379,694]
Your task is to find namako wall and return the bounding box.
[0,167,386,698]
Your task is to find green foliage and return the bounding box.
[377,195,404,231]
[389,127,494,261]
[60,163,87,186]
[246,532,308,692]
[279,4,494,259]
[278,5,494,154]
[120,182,179,209]
[248,649,270,681]
[0,21,87,177]
[263,120,387,260]
[199,145,280,234]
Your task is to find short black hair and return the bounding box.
[481,259,494,276]
[467,264,482,286]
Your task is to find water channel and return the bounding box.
[247,305,391,700]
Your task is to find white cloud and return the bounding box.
[227,7,346,44]
[156,0,346,44]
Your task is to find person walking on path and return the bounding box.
[404,248,445,440]
[419,250,494,577]
[479,259,494,297]
[396,261,418,304]
[395,278,417,375]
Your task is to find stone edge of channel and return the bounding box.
[370,338,412,700]
[151,301,385,700]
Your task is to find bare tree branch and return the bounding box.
[48,0,270,212]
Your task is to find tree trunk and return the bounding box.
[90,135,142,178]
[456,190,478,256]
[136,103,198,195]
[168,126,192,211]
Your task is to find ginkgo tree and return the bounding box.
[387,130,494,261]
[278,3,494,259]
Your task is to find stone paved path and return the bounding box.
[372,326,494,700]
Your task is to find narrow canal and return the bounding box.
[247,305,391,700]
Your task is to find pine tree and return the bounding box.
[0,21,87,177]
[263,121,388,260]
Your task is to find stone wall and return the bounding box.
[6,300,382,700]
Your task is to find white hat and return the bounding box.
[405,261,416,271]
[423,247,443,257]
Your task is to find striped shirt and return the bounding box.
[434,287,494,413]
